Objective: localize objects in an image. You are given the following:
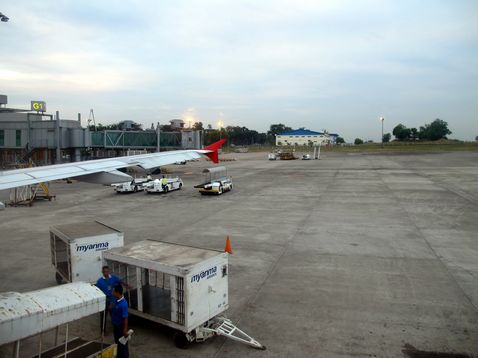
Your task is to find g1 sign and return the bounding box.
[31,101,46,112]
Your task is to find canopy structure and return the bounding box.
[202,166,227,174]
[202,166,228,181]
[0,282,105,345]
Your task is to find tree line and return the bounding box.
[202,123,294,146]
[354,118,452,145]
[89,121,349,146]
[391,119,451,141]
[89,120,301,146]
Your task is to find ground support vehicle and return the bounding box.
[112,177,152,193]
[144,177,183,193]
[194,167,233,195]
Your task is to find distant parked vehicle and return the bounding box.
[195,166,233,195]
[234,146,249,153]
[145,176,183,193]
[112,176,153,193]
[302,154,311,160]
[268,153,277,160]
[277,148,297,160]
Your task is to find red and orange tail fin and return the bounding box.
[203,139,226,163]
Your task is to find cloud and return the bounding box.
[0,0,477,140]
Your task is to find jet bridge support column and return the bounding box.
[55,111,61,164]
[156,122,161,153]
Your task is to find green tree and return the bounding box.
[392,124,411,141]
[225,126,257,145]
[336,136,345,144]
[89,121,142,131]
[193,122,204,130]
[354,138,364,145]
[410,128,418,140]
[160,124,173,132]
[267,123,292,144]
[418,119,451,140]
[383,133,391,143]
[204,129,227,145]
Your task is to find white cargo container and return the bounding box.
[103,240,264,350]
[50,221,124,284]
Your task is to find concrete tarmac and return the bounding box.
[0,151,477,357]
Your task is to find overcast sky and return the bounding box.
[1,1,477,140]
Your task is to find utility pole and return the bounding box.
[380,116,385,148]
[217,120,224,140]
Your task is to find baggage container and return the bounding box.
[104,240,264,350]
[50,221,124,284]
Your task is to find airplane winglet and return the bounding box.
[203,139,226,163]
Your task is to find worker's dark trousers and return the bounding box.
[113,324,129,358]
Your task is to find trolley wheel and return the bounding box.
[173,332,189,349]
[55,272,63,285]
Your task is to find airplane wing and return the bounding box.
[0,139,226,191]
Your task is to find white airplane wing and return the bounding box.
[0,140,225,191]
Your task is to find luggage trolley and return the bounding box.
[103,240,265,350]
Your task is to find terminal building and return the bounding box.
[0,95,203,168]
[275,129,339,146]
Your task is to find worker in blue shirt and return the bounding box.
[96,265,122,333]
[112,284,129,358]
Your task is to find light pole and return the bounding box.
[184,116,194,129]
[380,116,385,148]
[217,120,224,139]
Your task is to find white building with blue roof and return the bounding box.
[276,129,338,146]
